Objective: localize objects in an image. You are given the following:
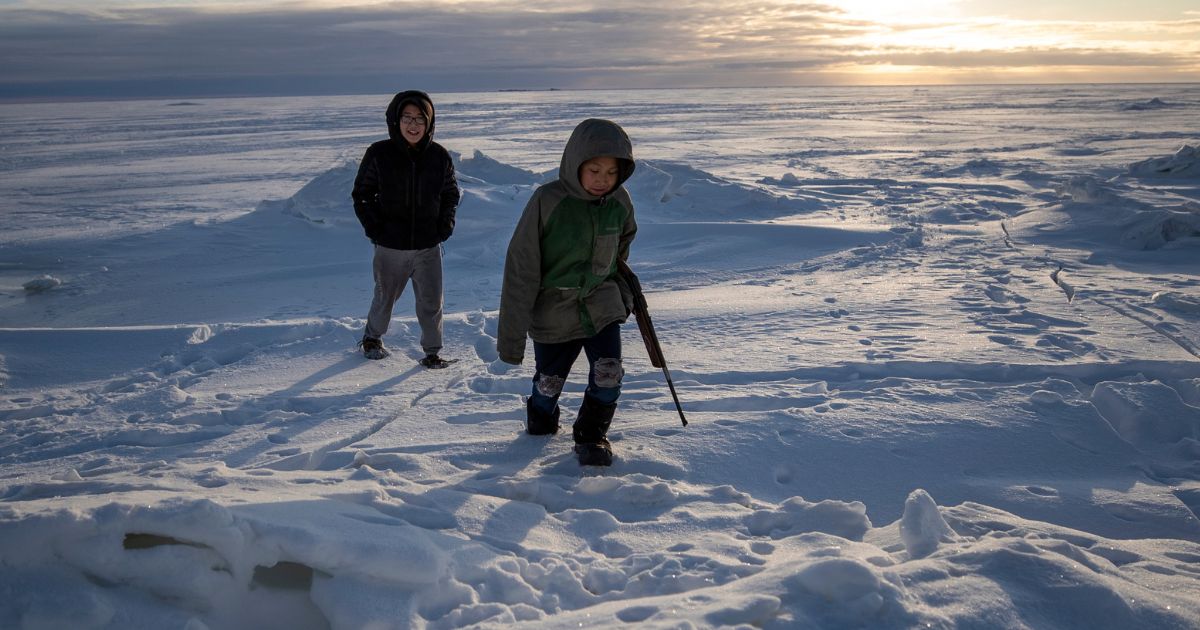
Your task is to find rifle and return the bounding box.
[617,259,688,426]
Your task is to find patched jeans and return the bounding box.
[529,322,623,417]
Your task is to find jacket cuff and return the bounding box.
[497,339,524,364]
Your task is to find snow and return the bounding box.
[21,275,62,293]
[1128,144,1200,178]
[2,84,1200,628]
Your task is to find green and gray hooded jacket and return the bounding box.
[497,118,638,364]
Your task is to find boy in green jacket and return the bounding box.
[497,119,637,466]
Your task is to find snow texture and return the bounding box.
[2,84,1200,629]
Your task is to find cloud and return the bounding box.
[0,1,1196,98]
[863,47,1197,69]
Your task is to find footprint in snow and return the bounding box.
[751,542,775,555]
[1036,333,1096,357]
[616,607,658,623]
[774,465,794,485]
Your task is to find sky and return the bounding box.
[0,0,1198,99]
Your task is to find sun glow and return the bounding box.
[804,0,1200,83]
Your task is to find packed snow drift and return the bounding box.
[2,84,1200,629]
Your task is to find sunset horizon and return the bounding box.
[1,0,1196,99]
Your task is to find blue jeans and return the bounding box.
[529,321,623,417]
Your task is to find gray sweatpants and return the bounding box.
[364,244,443,355]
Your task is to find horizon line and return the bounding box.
[3,81,1198,106]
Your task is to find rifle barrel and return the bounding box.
[618,260,687,426]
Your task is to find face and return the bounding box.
[579,156,620,197]
[397,103,428,146]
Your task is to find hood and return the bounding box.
[385,90,436,150]
[558,118,635,200]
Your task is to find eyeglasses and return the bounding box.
[399,115,427,127]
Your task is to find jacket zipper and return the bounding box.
[408,158,417,249]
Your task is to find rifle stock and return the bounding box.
[617,260,687,426]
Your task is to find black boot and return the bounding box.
[525,398,560,435]
[573,396,616,466]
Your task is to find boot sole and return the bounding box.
[574,443,613,466]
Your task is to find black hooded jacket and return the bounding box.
[352,90,460,250]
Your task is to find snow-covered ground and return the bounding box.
[2,84,1200,629]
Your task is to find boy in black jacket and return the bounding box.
[352,90,461,368]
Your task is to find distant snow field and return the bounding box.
[2,85,1200,629]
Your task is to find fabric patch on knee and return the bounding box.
[593,358,623,388]
[535,373,566,397]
